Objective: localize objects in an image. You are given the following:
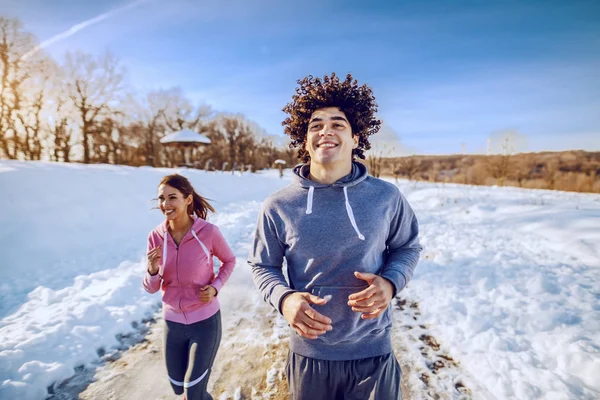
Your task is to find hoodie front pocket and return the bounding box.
[180,287,204,311]
[161,287,180,312]
[310,285,391,345]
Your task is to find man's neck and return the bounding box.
[308,161,352,184]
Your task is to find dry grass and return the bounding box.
[370,150,600,193]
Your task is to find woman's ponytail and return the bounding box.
[189,191,215,220]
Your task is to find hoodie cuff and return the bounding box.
[146,270,160,279]
[380,271,407,298]
[211,278,224,294]
[273,286,297,315]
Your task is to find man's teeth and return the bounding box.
[165,210,174,214]
[319,143,336,148]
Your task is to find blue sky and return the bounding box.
[4,0,600,154]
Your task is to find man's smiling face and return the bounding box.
[305,107,358,167]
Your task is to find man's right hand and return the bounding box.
[281,292,333,340]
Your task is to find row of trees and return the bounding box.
[0,17,295,170]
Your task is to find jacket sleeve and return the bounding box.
[210,226,236,293]
[142,232,162,294]
[380,191,422,296]
[248,204,295,314]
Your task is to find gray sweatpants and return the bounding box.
[163,311,222,400]
[286,351,402,400]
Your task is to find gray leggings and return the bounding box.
[286,351,402,400]
[163,311,222,400]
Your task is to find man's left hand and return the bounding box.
[348,272,394,319]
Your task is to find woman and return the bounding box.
[143,174,236,400]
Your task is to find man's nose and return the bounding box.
[320,124,335,136]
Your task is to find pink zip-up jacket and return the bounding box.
[143,217,236,324]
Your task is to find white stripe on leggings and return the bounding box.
[168,369,209,388]
[185,369,209,388]
[168,376,184,387]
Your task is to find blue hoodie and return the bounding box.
[249,162,422,360]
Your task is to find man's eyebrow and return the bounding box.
[308,116,349,124]
[331,116,349,123]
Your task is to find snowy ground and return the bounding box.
[1,160,599,399]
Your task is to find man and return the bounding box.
[248,73,422,399]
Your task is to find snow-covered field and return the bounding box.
[1,160,598,399]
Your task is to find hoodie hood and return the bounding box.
[157,217,211,275]
[159,215,209,236]
[292,162,368,189]
[292,162,369,240]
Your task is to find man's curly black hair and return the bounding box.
[282,72,382,163]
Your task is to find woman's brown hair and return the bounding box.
[159,174,215,220]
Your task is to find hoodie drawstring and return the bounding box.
[161,229,168,276]
[160,228,211,276]
[304,186,365,240]
[305,186,314,215]
[343,187,366,240]
[190,230,211,259]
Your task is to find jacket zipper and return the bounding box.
[175,243,188,324]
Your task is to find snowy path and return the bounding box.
[3,161,598,399]
[50,199,476,400]
[49,184,600,400]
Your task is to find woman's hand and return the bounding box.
[147,246,162,275]
[199,285,217,302]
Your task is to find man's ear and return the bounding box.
[352,135,359,149]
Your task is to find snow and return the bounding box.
[159,128,211,144]
[1,160,599,399]
[401,183,600,399]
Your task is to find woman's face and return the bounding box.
[157,184,192,221]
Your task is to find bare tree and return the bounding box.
[395,156,421,181]
[544,161,559,190]
[91,110,129,164]
[50,114,73,162]
[45,68,76,162]
[0,17,48,159]
[484,137,513,186]
[14,59,56,160]
[140,91,168,166]
[484,130,527,186]
[367,121,404,178]
[511,156,537,187]
[367,148,385,178]
[218,115,255,173]
[200,113,288,172]
[63,51,124,163]
[485,156,511,186]
[160,87,211,133]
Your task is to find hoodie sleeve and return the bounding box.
[210,226,236,293]
[380,191,422,296]
[142,232,162,294]
[248,204,296,314]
